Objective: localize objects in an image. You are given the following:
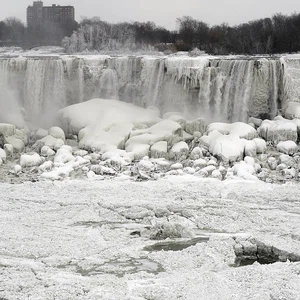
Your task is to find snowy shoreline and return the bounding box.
[0,177,300,299]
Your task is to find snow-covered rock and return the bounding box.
[284,101,300,119]
[5,136,25,152]
[34,128,48,140]
[169,141,189,160]
[278,154,296,168]
[193,158,207,168]
[277,141,298,155]
[41,146,56,157]
[59,98,161,134]
[189,147,203,160]
[20,153,42,168]
[211,169,222,180]
[38,161,53,172]
[0,148,6,163]
[150,141,168,159]
[244,140,257,157]
[49,126,65,142]
[208,122,258,140]
[185,118,206,135]
[4,144,13,157]
[209,134,245,162]
[267,157,278,170]
[39,135,65,150]
[0,123,15,137]
[13,164,22,174]
[253,138,267,154]
[258,117,298,144]
[232,161,258,180]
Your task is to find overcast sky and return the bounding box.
[1,0,300,29]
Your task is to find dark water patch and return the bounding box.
[144,236,209,252]
[76,258,164,277]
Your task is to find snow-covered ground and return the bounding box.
[1,176,300,299]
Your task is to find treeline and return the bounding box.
[0,17,77,48]
[2,12,300,54]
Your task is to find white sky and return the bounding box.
[1,0,300,29]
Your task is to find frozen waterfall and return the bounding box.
[0,54,291,127]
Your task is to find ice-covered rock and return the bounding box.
[284,101,300,119]
[5,136,25,152]
[267,157,278,170]
[49,126,65,142]
[59,98,161,134]
[169,141,189,160]
[199,165,216,177]
[13,164,22,174]
[150,141,168,159]
[0,148,6,163]
[79,122,133,152]
[189,147,203,160]
[253,138,267,154]
[244,140,257,157]
[209,134,245,162]
[170,163,183,170]
[20,153,42,168]
[248,117,262,127]
[54,146,75,164]
[34,128,48,140]
[193,158,207,168]
[4,144,13,157]
[0,123,16,137]
[208,122,258,140]
[39,135,65,150]
[185,118,206,135]
[41,146,56,157]
[258,117,297,144]
[126,144,150,160]
[38,161,53,172]
[232,161,258,180]
[277,141,298,155]
[211,169,222,180]
[278,154,296,168]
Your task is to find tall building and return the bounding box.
[27,1,75,27]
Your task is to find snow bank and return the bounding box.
[59,98,161,134]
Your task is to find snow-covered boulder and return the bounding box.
[193,158,207,168]
[267,157,277,170]
[232,161,258,180]
[41,146,56,157]
[38,161,53,172]
[279,154,296,168]
[39,135,64,150]
[126,144,150,160]
[0,123,16,137]
[209,134,245,162]
[49,126,65,142]
[4,144,13,157]
[248,117,262,128]
[207,122,257,140]
[0,148,6,163]
[169,141,189,160]
[211,169,222,180]
[284,101,300,119]
[198,165,216,177]
[253,138,267,154]
[185,118,206,135]
[189,147,203,160]
[13,165,22,174]
[244,140,257,157]
[5,136,25,153]
[150,141,168,159]
[54,146,75,164]
[34,128,48,140]
[258,117,297,144]
[59,98,161,134]
[277,141,298,155]
[79,122,133,152]
[20,153,42,168]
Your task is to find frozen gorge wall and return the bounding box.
[0,55,295,127]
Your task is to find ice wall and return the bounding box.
[0,55,287,127]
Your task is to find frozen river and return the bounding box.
[1,176,300,299]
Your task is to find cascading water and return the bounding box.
[0,54,289,128]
